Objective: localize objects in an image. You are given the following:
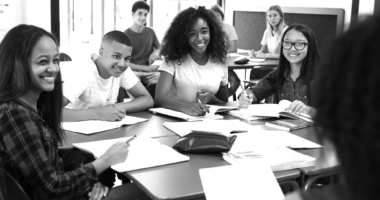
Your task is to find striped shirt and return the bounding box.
[61,56,138,109]
[0,99,98,199]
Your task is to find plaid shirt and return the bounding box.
[0,99,98,200]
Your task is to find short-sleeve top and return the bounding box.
[222,23,238,41]
[124,27,160,66]
[261,27,288,54]
[158,54,228,104]
[61,56,139,109]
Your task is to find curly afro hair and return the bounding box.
[160,6,229,65]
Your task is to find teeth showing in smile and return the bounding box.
[43,77,55,81]
[197,43,205,47]
[288,54,298,57]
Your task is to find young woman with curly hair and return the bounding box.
[285,14,380,200]
[239,24,320,114]
[155,6,229,116]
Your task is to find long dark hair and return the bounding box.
[313,14,380,200]
[160,6,229,65]
[0,24,64,143]
[275,24,320,104]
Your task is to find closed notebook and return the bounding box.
[265,118,314,131]
[62,115,148,134]
[223,147,316,171]
[73,136,189,172]
[150,105,238,122]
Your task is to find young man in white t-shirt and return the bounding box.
[62,30,153,122]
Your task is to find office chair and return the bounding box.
[0,168,31,200]
[279,180,300,194]
[59,53,72,62]
[303,170,341,191]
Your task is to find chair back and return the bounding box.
[0,168,31,200]
[59,53,72,62]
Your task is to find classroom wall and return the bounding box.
[224,0,353,32]
[0,0,51,42]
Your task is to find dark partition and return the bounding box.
[233,7,345,60]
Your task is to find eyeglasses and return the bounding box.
[282,41,308,50]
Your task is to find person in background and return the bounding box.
[62,30,153,122]
[210,4,241,98]
[252,5,288,59]
[155,6,229,116]
[250,5,288,83]
[285,14,380,200]
[239,24,320,114]
[0,24,150,200]
[124,0,161,86]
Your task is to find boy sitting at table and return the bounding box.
[62,30,153,122]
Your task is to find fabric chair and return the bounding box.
[0,168,31,200]
[59,53,72,62]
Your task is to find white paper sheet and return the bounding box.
[199,162,284,200]
[73,136,189,172]
[62,115,148,134]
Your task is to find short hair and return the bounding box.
[160,6,229,65]
[313,14,380,200]
[0,24,64,143]
[132,0,150,13]
[266,5,287,36]
[210,4,224,21]
[102,30,131,47]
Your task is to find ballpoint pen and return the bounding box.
[239,83,251,105]
[125,135,137,144]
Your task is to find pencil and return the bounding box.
[125,135,137,144]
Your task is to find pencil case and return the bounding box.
[172,131,237,153]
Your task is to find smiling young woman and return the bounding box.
[155,6,229,117]
[239,24,320,115]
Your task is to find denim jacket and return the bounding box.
[249,68,309,105]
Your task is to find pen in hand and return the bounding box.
[125,135,137,144]
[239,83,252,105]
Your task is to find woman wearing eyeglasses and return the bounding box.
[239,24,320,114]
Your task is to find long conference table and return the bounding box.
[62,102,339,200]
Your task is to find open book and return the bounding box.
[163,119,252,137]
[223,147,316,171]
[150,105,238,122]
[62,115,148,134]
[229,100,313,122]
[73,136,189,172]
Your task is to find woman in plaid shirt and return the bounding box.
[0,25,150,200]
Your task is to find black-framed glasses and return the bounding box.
[282,41,308,50]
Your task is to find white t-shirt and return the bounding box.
[158,54,228,104]
[222,23,238,41]
[61,58,138,109]
[261,27,288,54]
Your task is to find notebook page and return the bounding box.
[73,136,189,172]
[163,120,251,137]
[62,115,148,134]
[199,162,284,200]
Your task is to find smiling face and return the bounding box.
[282,29,308,66]
[29,36,59,95]
[267,10,282,27]
[188,18,210,55]
[132,8,149,27]
[99,41,132,78]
